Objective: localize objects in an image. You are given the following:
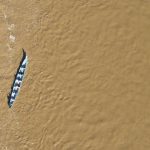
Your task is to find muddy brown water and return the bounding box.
[0,0,150,149]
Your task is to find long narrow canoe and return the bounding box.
[8,49,28,108]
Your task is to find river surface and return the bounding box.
[0,0,150,149]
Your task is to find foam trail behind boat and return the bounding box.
[8,49,28,108]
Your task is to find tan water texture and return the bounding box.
[0,0,150,149]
